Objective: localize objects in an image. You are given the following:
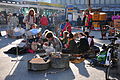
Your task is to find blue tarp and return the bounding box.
[29,28,42,35]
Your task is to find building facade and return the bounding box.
[51,0,120,9]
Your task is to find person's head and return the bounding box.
[73,33,79,39]
[38,32,42,38]
[67,33,74,40]
[42,14,45,17]
[45,31,54,41]
[66,19,69,22]
[31,23,37,29]
[9,13,12,16]
[13,13,17,16]
[29,8,35,16]
[63,31,69,38]
[84,31,89,37]
[78,32,86,38]
[21,13,24,16]
[85,10,89,15]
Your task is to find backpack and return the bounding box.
[97,50,107,64]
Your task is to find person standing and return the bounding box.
[23,8,36,30]
[82,10,92,32]
[77,15,81,28]
[8,13,19,29]
[62,19,72,33]
[53,14,60,37]
[18,14,25,28]
[40,15,48,33]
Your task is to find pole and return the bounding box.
[88,0,91,9]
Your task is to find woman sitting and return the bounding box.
[84,31,94,47]
[62,33,79,54]
[60,31,69,48]
[77,32,90,53]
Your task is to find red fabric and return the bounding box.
[85,14,92,26]
[62,22,72,33]
[28,49,35,54]
[40,16,48,26]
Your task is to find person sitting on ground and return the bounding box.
[62,33,79,54]
[60,31,69,47]
[45,31,62,52]
[84,31,94,47]
[77,32,90,53]
[73,32,79,40]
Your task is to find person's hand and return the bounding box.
[64,44,69,48]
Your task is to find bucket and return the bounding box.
[51,54,69,69]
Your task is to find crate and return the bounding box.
[92,14,99,21]
[114,19,120,30]
[92,22,100,27]
[99,13,107,21]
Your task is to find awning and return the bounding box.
[102,8,120,11]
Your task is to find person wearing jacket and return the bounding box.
[62,33,79,54]
[62,19,72,33]
[23,8,36,30]
[77,15,81,28]
[82,10,92,32]
[77,32,90,53]
[40,15,48,33]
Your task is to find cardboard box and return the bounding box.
[114,19,120,30]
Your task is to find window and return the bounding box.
[100,0,105,4]
[81,0,85,4]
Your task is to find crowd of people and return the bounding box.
[0,8,96,56]
[5,9,66,37]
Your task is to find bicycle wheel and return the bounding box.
[106,65,111,80]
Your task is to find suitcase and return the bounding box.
[28,58,50,71]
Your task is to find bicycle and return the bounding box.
[105,37,119,80]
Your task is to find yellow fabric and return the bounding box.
[70,58,85,63]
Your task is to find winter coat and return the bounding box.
[40,16,48,26]
[62,22,72,33]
